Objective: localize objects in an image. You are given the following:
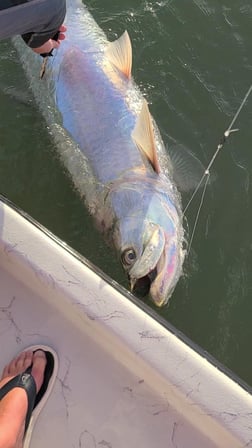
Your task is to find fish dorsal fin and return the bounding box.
[106,31,132,78]
[131,100,161,173]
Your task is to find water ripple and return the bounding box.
[193,0,215,16]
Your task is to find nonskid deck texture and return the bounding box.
[0,199,252,447]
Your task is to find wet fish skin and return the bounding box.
[105,173,184,306]
[13,0,185,306]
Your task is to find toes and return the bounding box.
[1,350,34,380]
[31,350,47,393]
[12,352,26,374]
[23,350,33,370]
[15,351,33,374]
[1,349,47,393]
[4,353,22,376]
[33,350,46,361]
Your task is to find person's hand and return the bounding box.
[32,25,67,55]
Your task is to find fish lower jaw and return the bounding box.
[129,255,183,307]
[150,285,175,307]
[149,249,185,307]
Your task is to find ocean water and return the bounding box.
[0,0,252,386]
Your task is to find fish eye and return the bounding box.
[121,248,136,266]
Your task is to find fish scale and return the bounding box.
[13,0,185,307]
[56,47,143,184]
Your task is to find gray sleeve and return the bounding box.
[0,0,66,48]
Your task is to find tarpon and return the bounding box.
[13,0,185,307]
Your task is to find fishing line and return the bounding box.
[184,84,252,253]
[187,173,210,254]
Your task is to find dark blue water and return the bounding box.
[0,0,252,386]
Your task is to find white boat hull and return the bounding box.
[0,195,251,447]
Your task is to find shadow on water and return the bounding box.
[0,0,252,386]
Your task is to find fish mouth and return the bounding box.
[127,224,165,303]
[127,225,180,307]
[130,268,157,299]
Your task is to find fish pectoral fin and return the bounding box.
[131,100,161,173]
[106,30,132,79]
[168,143,210,192]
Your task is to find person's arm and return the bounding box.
[24,25,66,55]
[0,0,66,53]
[21,0,66,52]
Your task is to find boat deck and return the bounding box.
[0,198,251,447]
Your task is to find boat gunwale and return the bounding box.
[0,192,251,398]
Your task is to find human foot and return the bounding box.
[0,350,47,448]
[0,350,47,393]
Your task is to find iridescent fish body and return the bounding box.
[14,0,185,306]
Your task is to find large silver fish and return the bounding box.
[14,0,185,307]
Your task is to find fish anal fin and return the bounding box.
[106,30,132,78]
[131,100,161,173]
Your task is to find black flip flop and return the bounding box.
[0,345,58,448]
